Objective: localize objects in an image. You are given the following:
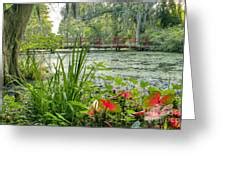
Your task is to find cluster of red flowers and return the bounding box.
[87,90,181,129]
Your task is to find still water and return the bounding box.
[26,51,183,86]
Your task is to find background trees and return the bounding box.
[3,1,185,79]
[155,0,183,28]
[24,4,52,38]
[21,4,63,52]
[58,1,184,49]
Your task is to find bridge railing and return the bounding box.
[62,36,151,49]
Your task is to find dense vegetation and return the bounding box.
[1,47,182,129]
[1,1,184,129]
[20,4,63,52]
[20,1,184,53]
[59,1,184,52]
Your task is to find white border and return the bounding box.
[182,17,195,119]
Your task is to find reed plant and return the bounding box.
[19,53,47,81]
[19,47,96,126]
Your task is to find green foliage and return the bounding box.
[3,4,13,11]
[2,1,185,128]
[145,25,184,52]
[24,4,52,37]
[20,33,63,52]
[0,95,29,125]
[19,54,48,80]
[1,45,182,128]
[57,1,185,53]
[20,4,64,52]
[18,2,185,53]
[155,0,183,28]
[16,47,95,126]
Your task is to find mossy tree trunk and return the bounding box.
[3,4,33,81]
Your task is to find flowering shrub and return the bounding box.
[85,83,182,129]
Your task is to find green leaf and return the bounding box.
[114,76,123,85]
[140,80,149,89]
[67,101,88,110]
[126,110,135,114]
[128,77,138,85]
[56,113,71,124]
[172,84,182,90]
[148,86,160,93]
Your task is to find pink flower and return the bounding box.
[160,104,173,116]
[144,106,162,121]
[144,105,173,121]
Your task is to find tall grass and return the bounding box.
[19,47,95,126]
[19,53,47,81]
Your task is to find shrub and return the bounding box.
[20,33,63,52]
[144,25,184,53]
[0,95,29,125]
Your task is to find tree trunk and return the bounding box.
[136,13,142,47]
[3,4,33,80]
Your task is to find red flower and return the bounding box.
[145,92,171,107]
[100,99,118,112]
[169,118,181,129]
[120,91,132,99]
[160,95,171,105]
[172,109,181,117]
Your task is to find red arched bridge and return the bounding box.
[63,36,152,51]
